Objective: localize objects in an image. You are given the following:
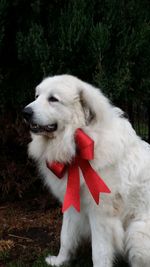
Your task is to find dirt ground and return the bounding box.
[0,195,63,266]
[0,195,129,267]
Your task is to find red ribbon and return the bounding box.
[46,129,111,212]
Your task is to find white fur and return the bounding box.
[27,74,150,267]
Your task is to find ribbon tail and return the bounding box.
[80,160,111,204]
[62,162,80,213]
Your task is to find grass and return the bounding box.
[5,249,129,267]
[5,248,93,267]
[0,250,11,263]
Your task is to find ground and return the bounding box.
[0,195,130,267]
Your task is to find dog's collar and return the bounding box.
[46,128,111,212]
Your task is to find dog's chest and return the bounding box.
[40,160,124,218]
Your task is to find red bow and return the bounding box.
[46,129,111,212]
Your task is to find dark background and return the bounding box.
[0,0,150,266]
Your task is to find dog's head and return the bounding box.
[23,74,111,139]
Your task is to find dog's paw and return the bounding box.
[45,255,66,266]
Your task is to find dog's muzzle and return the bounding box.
[22,106,57,134]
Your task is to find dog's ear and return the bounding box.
[79,90,95,125]
[79,81,112,125]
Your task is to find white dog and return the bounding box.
[23,74,150,267]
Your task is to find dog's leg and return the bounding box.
[125,219,150,267]
[89,211,114,267]
[46,210,88,266]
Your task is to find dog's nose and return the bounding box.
[22,107,33,122]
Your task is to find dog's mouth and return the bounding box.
[30,123,57,134]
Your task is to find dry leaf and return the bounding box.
[0,240,14,252]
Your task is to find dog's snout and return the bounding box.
[22,107,33,122]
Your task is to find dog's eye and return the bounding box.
[48,96,59,102]
[35,95,39,99]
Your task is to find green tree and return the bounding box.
[0,0,149,114]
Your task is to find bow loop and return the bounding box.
[75,128,94,160]
[46,128,111,212]
[46,161,66,179]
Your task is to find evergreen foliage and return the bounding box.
[0,0,150,112]
[0,0,150,200]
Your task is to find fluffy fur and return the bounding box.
[26,74,150,267]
